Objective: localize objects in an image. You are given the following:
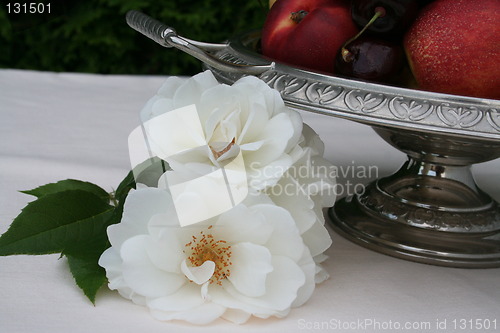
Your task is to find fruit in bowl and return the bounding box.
[404,0,500,99]
[262,0,418,82]
[261,0,499,100]
[334,36,405,83]
[261,0,358,74]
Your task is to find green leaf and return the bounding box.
[64,184,129,304]
[114,157,169,202]
[0,190,113,256]
[0,162,170,303]
[64,235,111,305]
[66,253,107,305]
[21,179,110,203]
[133,157,169,187]
[114,170,135,204]
[63,188,127,304]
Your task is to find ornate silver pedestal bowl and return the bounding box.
[126,11,500,268]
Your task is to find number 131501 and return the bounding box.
[6,3,51,14]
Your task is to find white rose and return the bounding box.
[98,187,316,325]
[140,70,303,191]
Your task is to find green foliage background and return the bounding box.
[0,0,267,75]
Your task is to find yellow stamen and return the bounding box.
[184,226,232,286]
[210,138,236,159]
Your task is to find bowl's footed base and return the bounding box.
[328,178,500,268]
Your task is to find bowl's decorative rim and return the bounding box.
[208,30,500,142]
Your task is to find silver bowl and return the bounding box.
[126,11,500,268]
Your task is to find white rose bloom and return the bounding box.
[98,187,316,325]
[140,70,303,191]
[108,71,338,324]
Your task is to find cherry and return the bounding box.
[334,36,404,83]
[351,0,419,40]
[417,0,435,9]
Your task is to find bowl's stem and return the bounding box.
[329,131,500,268]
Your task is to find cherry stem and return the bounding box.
[341,7,386,62]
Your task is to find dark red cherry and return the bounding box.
[351,0,419,40]
[334,36,404,83]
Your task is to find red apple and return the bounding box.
[261,0,358,74]
[404,0,500,99]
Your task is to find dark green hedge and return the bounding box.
[0,0,267,75]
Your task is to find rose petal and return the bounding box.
[120,235,185,298]
[284,110,303,152]
[247,155,295,190]
[157,76,185,98]
[315,264,330,284]
[301,124,325,155]
[145,104,207,160]
[314,253,329,264]
[147,283,203,311]
[172,70,220,111]
[238,107,268,145]
[99,248,143,304]
[98,248,129,292]
[301,221,333,258]
[221,308,252,324]
[150,303,226,325]
[148,284,226,325]
[150,97,173,120]
[252,204,304,261]
[147,212,182,236]
[145,231,185,274]
[181,260,215,285]
[214,204,273,245]
[214,256,305,314]
[268,174,316,234]
[199,85,241,142]
[227,242,273,298]
[107,188,172,249]
[246,112,295,165]
[239,140,265,152]
[292,247,316,308]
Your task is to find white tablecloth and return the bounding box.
[1,69,499,333]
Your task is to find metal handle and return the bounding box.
[125,10,274,75]
[125,10,174,48]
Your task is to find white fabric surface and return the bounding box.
[0,69,499,333]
